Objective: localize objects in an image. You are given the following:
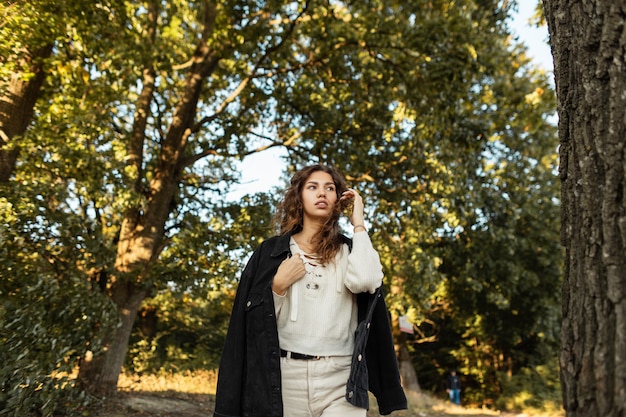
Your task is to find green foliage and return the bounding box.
[0,275,113,416]
[0,186,117,416]
[126,290,232,373]
[496,361,562,413]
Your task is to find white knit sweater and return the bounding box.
[272,231,383,356]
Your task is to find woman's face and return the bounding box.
[300,170,338,223]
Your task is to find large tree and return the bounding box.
[543,0,626,416]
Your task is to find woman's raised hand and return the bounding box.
[272,254,306,296]
[341,188,365,228]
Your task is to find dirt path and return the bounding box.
[93,391,214,417]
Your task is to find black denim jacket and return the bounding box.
[213,232,407,417]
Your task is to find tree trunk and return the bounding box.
[389,274,421,393]
[397,342,420,393]
[543,1,626,416]
[78,283,147,395]
[0,44,52,182]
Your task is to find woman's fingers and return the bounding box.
[342,188,365,225]
[279,254,306,281]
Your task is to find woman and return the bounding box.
[214,165,407,417]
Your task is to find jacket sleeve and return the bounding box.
[213,246,262,417]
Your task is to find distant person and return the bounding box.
[213,164,407,416]
[446,369,461,405]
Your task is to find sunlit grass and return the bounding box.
[117,369,218,395]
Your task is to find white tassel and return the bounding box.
[290,284,298,321]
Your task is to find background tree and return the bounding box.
[543,0,626,416]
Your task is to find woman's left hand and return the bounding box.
[341,188,365,227]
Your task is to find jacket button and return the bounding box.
[358,354,362,361]
[348,391,354,398]
[246,301,251,307]
[367,322,371,329]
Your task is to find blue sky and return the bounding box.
[509,1,553,71]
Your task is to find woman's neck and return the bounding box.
[294,220,322,249]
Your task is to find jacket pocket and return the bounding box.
[244,293,266,336]
[244,294,264,312]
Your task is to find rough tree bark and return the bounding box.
[543,1,626,416]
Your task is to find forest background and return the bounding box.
[0,0,563,416]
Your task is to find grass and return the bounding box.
[117,370,218,395]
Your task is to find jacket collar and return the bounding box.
[270,232,294,258]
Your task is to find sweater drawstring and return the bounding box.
[336,246,347,294]
[289,243,299,321]
[290,284,299,321]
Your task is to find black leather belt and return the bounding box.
[280,349,322,360]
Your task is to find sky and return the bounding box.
[509,2,553,71]
[227,2,554,200]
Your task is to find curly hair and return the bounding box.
[273,165,349,265]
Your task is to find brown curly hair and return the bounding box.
[273,165,349,265]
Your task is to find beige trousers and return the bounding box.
[280,355,366,417]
